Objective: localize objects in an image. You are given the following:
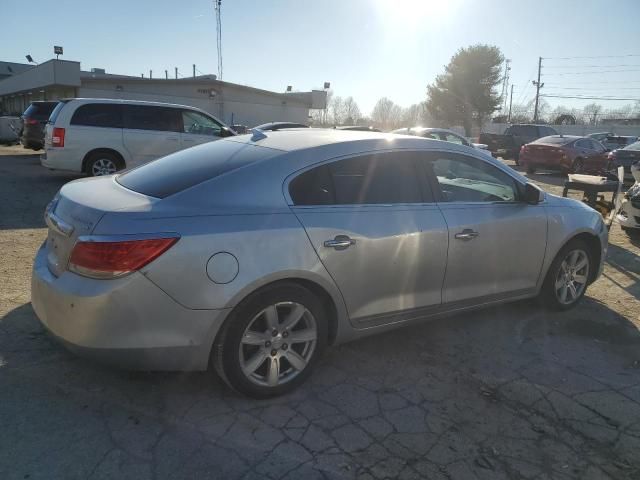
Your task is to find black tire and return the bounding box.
[212,282,328,398]
[571,158,585,174]
[540,239,593,311]
[86,151,123,176]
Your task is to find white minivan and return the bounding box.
[42,98,235,176]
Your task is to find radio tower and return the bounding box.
[214,0,223,80]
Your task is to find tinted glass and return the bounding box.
[507,125,537,137]
[330,153,422,204]
[289,152,425,206]
[117,139,277,198]
[23,102,57,120]
[541,126,558,136]
[575,139,591,149]
[70,103,123,128]
[124,105,181,132]
[429,154,517,202]
[289,165,334,205]
[182,110,223,136]
[624,141,640,151]
[48,101,67,124]
[533,136,572,145]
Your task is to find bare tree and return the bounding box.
[401,103,430,127]
[371,97,402,131]
[583,103,603,125]
[343,97,361,125]
[329,95,346,126]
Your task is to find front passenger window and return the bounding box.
[430,155,518,202]
[182,110,223,137]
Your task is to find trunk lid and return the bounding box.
[44,176,157,277]
[524,144,566,163]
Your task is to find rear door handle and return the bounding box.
[455,229,479,241]
[324,235,355,250]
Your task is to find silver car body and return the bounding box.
[31,129,608,370]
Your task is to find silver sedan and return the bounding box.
[32,129,608,398]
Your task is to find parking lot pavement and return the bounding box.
[1,151,640,480]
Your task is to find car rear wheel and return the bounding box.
[212,282,328,398]
[540,239,592,310]
[86,152,123,176]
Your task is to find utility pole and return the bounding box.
[175,67,178,79]
[193,64,196,78]
[214,0,223,80]
[165,70,168,79]
[508,84,514,123]
[149,70,152,79]
[501,59,511,113]
[533,57,544,122]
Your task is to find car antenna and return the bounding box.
[250,128,268,141]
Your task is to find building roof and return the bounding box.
[0,61,35,79]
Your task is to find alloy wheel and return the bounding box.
[555,249,589,305]
[92,158,118,176]
[238,302,317,387]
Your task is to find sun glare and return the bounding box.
[375,0,455,30]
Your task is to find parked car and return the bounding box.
[335,125,381,132]
[608,140,640,183]
[32,129,607,398]
[42,98,234,176]
[391,127,488,150]
[617,163,640,233]
[253,121,309,131]
[587,132,612,143]
[479,124,558,162]
[231,124,249,134]
[20,101,58,150]
[519,135,609,175]
[600,135,638,152]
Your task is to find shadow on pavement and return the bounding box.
[1,298,640,479]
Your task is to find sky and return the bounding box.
[2,0,640,116]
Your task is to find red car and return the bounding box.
[519,135,609,175]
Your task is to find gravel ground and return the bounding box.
[0,147,639,480]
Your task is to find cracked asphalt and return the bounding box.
[1,147,640,479]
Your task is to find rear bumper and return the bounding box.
[40,148,83,172]
[617,198,640,229]
[31,243,228,371]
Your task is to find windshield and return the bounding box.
[532,136,573,145]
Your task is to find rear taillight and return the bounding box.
[52,127,65,147]
[26,118,38,125]
[68,237,178,279]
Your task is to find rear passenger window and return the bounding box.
[70,104,123,128]
[124,105,182,132]
[290,152,425,206]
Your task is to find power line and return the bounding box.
[544,80,640,85]
[540,86,640,91]
[543,69,640,76]
[543,54,640,60]
[543,64,640,69]
[541,94,640,101]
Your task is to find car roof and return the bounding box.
[60,97,206,110]
[226,128,436,152]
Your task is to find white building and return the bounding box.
[0,59,327,127]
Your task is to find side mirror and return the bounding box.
[524,182,544,205]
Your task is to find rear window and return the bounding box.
[23,102,57,120]
[48,101,68,124]
[71,103,123,128]
[532,136,572,145]
[117,139,278,198]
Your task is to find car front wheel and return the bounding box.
[541,240,592,310]
[212,282,328,398]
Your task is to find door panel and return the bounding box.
[423,151,548,304]
[122,105,182,167]
[438,202,547,303]
[294,205,448,323]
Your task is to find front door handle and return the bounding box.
[324,235,355,250]
[455,229,479,241]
